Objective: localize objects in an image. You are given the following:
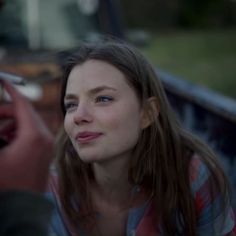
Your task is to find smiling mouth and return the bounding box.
[76,133,102,144]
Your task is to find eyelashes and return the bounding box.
[64,96,114,112]
[64,102,77,111]
[95,96,114,103]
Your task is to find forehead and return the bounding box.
[66,60,132,93]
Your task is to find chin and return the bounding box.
[79,154,103,163]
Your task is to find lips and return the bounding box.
[75,132,102,144]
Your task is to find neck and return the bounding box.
[91,157,132,207]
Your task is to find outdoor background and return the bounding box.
[0,0,236,210]
[120,0,236,99]
[1,0,235,100]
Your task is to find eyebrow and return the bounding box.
[64,86,117,100]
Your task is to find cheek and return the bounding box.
[64,115,73,137]
[112,118,141,152]
[103,106,142,139]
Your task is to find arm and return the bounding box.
[0,79,55,235]
[0,80,54,192]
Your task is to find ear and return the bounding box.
[140,97,159,129]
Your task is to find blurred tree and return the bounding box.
[178,0,236,28]
[120,0,236,29]
[0,0,27,47]
[120,0,180,29]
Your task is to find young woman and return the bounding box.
[48,40,236,236]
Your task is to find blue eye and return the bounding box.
[64,102,77,111]
[95,96,113,103]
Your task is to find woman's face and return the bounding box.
[64,59,146,164]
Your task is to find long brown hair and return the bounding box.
[56,39,230,235]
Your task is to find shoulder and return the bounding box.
[188,154,236,234]
[188,154,215,218]
[188,153,224,213]
[46,172,83,236]
[45,173,70,236]
[45,171,61,215]
[188,154,211,195]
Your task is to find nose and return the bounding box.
[73,103,93,125]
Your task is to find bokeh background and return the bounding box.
[0,0,236,98]
[0,0,236,210]
[120,0,236,99]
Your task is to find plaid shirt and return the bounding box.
[48,155,236,236]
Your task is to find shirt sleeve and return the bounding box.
[0,190,53,236]
[190,156,236,236]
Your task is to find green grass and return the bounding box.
[140,29,236,99]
